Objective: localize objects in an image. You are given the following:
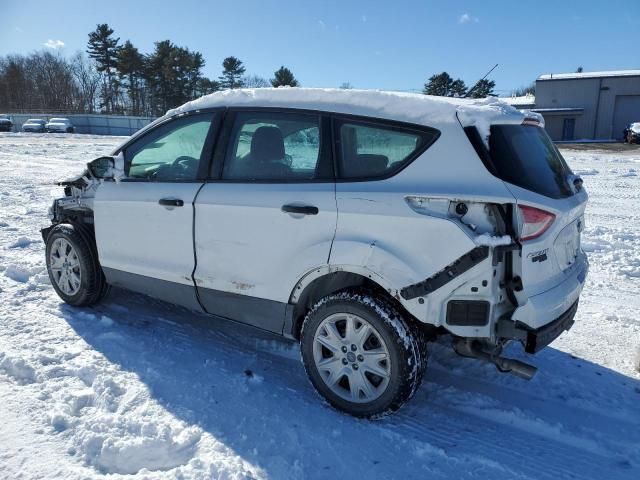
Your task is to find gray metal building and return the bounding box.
[533,70,640,141]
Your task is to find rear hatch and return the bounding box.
[487,123,587,299]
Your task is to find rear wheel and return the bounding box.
[301,290,427,418]
[45,224,108,306]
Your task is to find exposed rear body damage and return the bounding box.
[42,88,588,416]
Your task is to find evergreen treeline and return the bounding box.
[422,71,496,98]
[0,23,502,117]
[0,23,300,116]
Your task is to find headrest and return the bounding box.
[250,126,285,162]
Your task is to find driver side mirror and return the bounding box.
[87,156,115,179]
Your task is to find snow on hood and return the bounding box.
[630,123,640,133]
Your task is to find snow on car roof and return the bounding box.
[538,70,640,81]
[162,88,527,143]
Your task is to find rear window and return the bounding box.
[335,120,438,179]
[487,125,573,199]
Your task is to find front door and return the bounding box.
[94,112,218,310]
[193,110,336,333]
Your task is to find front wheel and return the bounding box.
[45,223,108,306]
[301,290,427,418]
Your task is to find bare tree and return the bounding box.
[242,74,270,88]
[70,52,100,113]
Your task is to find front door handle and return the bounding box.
[281,204,319,215]
[159,198,184,207]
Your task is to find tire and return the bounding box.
[45,223,108,306]
[301,289,427,418]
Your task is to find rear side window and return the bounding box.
[335,120,438,179]
[488,125,573,199]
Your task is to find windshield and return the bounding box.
[488,124,574,199]
[27,119,45,124]
[631,123,640,133]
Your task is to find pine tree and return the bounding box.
[87,24,120,112]
[449,79,467,97]
[468,79,496,98]
[423,72,452,96]
[219,57,245,89]
[117,40,144,115]
[196,78,222,96]
[270,66,299,87]
[144,40,206,114]
[423,72,467,97]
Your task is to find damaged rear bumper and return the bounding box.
[497,300,578,353]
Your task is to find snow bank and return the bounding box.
[0,353,37,384]
[9,236,38,248]
[4,264,30,283]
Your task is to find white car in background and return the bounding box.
[45,117,75,133]
[22,119,47,133]
[41,88,588,417]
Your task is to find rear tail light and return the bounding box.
[518,205,555,241]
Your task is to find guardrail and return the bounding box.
[3,113,156,136]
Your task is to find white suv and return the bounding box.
[42,89,588,417]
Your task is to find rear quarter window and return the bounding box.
[488,125,573,199]
[334,119,439,180]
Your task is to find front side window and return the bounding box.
[335,120,438,179]
[223,112,323,181]
[125,113,215,181]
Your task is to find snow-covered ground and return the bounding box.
[0,133,638,479]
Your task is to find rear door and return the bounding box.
[94,112,219,310]
[193,110,336,333]
[488,124,588,299]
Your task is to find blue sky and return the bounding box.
[2,0,639,95]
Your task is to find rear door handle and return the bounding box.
[159,198,184,207]
[281,204,319,215]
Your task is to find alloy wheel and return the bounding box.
[49,238,82,296]
[312,312,391,403]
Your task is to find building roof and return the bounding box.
[500,94,535,106]
[538,70,640,81]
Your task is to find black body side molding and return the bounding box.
[400,246,490,300]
